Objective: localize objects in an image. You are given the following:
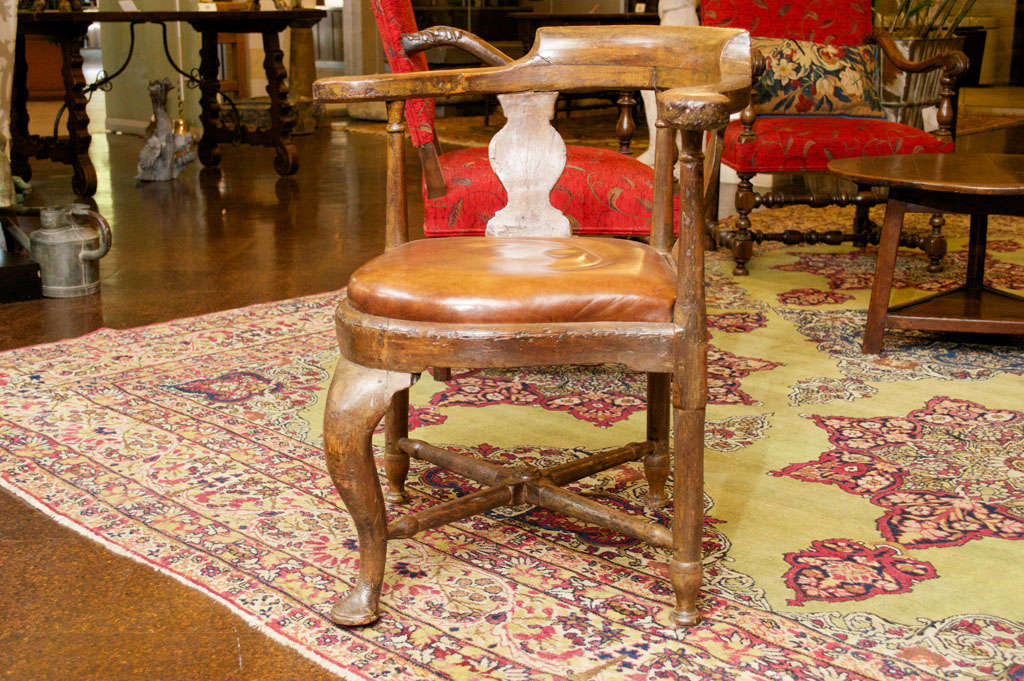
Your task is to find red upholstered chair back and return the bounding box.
[370,0,436,148]
[700,0,872,46]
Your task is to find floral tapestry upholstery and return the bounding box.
[423,145,678,237]
[370,0,436,148]
[752,38,884,117]
[721,117,952,174]
[700,0,872,46]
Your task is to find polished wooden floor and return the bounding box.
[1,119,1021,680]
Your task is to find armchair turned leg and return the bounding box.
[644,373,670,510]
[730,174,756,276]
[384,388,410,504]
[924,213,947,273]
[323,357,414,626]
[670,406,704,627]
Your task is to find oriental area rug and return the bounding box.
[1,205,1023,681]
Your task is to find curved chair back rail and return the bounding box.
[315,25,749,105]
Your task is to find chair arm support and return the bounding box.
[871,30,969,79]
[656,77,750,131]
[400,26,514,67]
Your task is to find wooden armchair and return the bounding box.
[313,24,751,628]
[370,0,673,238]
[701,0,969,275]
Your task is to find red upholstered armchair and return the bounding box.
[701,0,969,275]
[370,0,671,238]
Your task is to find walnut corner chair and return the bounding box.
[370,0,672,241]
[313,24,751,628]
[701,0,969,275]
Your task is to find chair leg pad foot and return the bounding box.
[671,608,702,627]
[385,490,410,504]
[330,587,380,627]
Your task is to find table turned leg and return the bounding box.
[863,200,906,354]
[197,30,223,168]
[261,30,299,176]
[11,32,32,183]
[59,30,96,197]
[965,213,989,290]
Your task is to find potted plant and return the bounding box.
[876,0,977,129]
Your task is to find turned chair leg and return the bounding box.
[644,372,670,509]
[669,403,704,626]
[730,173,756,276]
[384,388,410,503]
[924,213,947,273]
[323,357,413,626]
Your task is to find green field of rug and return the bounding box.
[1,205,1022,680]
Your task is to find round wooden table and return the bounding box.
[829,153,1024,354]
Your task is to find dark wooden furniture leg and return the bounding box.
[10,31,32,183]
[198,29,224,168]
[58,28,96,197]
[384,388,411,504]
[261,30,299,176]
[644,372,670,509]
[965,213,988,290]
[323,357,413,626]
[862,199,906,354]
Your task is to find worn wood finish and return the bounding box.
[315,26,751,107]
[486,92,570,237]
[401,26,513,66]
[315,25,750,627]
[709,26,967,274]
[829,153,1024,354]
[322,358,413,626]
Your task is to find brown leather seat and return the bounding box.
[347,236,677,324]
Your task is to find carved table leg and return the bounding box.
[58,29,96,197]
[323,357,413,626]
[965,213,988,290]
[197,30,223,168]
[924,213,947,273]
[262,30,299,176]
[644,372,670,510]
[863,200,906,355]
[384,388,410,504]
[11,31,32,183]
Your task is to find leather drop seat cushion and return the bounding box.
[348,237,677,324]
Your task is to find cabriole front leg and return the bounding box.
[323,356,413,626]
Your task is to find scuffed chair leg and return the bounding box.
[644,372,670,510]
[669,405,704,627]
[384,388,410,503]
[323,356,413,626]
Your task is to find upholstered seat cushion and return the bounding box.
[423,146,677,237]
[347,237,677,324]
[721,117,953,173]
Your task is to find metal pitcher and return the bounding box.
[30,204,112,298]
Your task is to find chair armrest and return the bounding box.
[400,26,514,67]
[656,76,750,131]
[871,30,969,80]
[870,30,968,144]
